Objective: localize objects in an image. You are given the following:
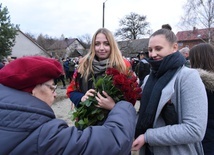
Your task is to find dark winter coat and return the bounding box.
[197,69,214,155]
[0,84,136,155]
[135,59,150,86]
[0,62,4,69]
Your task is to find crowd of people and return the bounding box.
[0,56,14,69]
[0,26,213,155]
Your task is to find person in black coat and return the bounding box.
[0,62,4,69]
[135,51,150,86]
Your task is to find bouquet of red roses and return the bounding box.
[72,68,142,130]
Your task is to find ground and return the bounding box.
[51,88,73,126]
[51,87,140,155]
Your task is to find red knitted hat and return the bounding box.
[0,56,63,93]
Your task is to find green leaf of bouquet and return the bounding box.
[84,99,92,107]
[78,119,86,125]
[95,77,104,88]
[89,96,97,103]
[72,111,77,118]
[91,107,102,114]
[74,121,79,127]
[84,118,89,123]
[97,113,105,120]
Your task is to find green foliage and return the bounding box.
[0,3,18,60]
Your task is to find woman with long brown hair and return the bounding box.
[67,28,135,111]
[189,43,214,155]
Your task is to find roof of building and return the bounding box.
[176,27,214,41]
[48,38,77,50]
[117,38,149,57]
[69,49,88,57]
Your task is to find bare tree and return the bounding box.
[115,12,151,40]
[25,32,36,42]
[36,34,56,50]
[78,33,91,49]
[179,0,214,43]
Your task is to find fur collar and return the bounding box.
[196,69,214,92]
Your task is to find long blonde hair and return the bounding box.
[78,28,127,79]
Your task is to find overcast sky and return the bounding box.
[1,0,186,39]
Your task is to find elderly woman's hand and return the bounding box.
[81,89,96,102]
[95,91,115,110]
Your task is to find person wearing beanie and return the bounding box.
[0,56,136,154]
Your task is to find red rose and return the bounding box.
[106,68,120,76]
[113,74,126,85]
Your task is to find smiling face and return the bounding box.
[32,79,57,106]
[148,34,178,60]
[94,33,111,61]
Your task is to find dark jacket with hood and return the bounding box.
[197,69,214,155]
[0,84,136,155]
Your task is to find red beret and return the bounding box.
[0,56,63,93]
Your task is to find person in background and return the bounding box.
[54,73,66,89]
[0,60,4,69]
[130,57,139,72]
[66,28,135,109]
[132,28,207,155]
[74,55,83,70]
[180,46,191,67]
[3,56,14,65]
[0,56,136,155]
[189,43,214,155]
[68,58,76,80]
[54,58,66,89]
[62,57,71,82]
[135,51,150,86]
[7,56,14,63]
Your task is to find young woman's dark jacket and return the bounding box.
[197,69,214,155]
[66,59,133,107]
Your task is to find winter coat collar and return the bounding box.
[197,69,214,92]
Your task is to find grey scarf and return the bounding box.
[81,58,110,93]
[92,58,109,74]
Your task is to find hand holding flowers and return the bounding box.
[96,91,115,110]
[81,89,96,102]
[72,68,142,130]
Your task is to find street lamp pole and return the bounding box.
[102,0,108,28]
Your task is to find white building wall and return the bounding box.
[67,40,85,50]
[11,31,48,58]
[65,39,85,57]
